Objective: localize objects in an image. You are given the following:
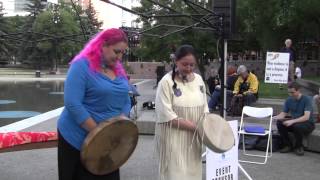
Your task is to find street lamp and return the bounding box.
[52,3,60,73]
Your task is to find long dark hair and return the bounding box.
[172,45,196,90]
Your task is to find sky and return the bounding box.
[92,0,124,29]
[0,0,130,28]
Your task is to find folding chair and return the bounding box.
[238,106,273,164]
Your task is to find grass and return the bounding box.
[258,82,288,99]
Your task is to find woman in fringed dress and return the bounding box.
[155,45,209,180]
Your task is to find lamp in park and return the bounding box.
[52,3,60,73]
[203,52,207,64]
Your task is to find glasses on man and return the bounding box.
[113,49,128,55]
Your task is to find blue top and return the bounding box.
[58,58,131,150]
[283,95,314,123]
[281,47,295,62]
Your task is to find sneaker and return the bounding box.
[279,146,291,153]
[294,147,304,156]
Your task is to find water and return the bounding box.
[0,81,64,127]
[0,79,142,127]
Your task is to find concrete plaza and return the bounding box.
[0,77,319,180]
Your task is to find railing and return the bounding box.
[0,107,63,133]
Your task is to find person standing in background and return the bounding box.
[295,66,302,79]
[281,39,296,82]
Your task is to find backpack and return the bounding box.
[255,134,283,152]
[142,101,155,110]
[238,135,259,150]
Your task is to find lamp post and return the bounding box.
[52,3,60,72]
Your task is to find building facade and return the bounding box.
[0,0,30,16]
[90,0,141,29]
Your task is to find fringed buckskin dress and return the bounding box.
[155,72,208,180]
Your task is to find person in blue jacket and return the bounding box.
[57,28,131,180]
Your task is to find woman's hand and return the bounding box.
[171,118,197,132]
[184,120,197,131]
[81,118,98,132]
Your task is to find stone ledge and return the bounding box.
[135,110,320,152]
[297,79,320,94]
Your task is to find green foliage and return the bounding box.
[133,0,320,62]
[0,13,10,59]
[1,0,102,69]
[17,0,46,66]
[237,0,320,53]
[1,16,27,64]
[24,0,46,17]
[84,1,103,35]
[133,0,217,62]
[32,7,82,68]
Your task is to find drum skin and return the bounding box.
[199,113,235,153]
[81,116,139,175]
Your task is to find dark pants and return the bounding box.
[243,93,257,106]
[276,121,315,148]
[208,89,233,110]
[58,131,120,180]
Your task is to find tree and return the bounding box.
[237,0,320,59]
[133,0,218,62]
[4,16,27,64]
[84,0,103,35]
[0,10,10,62]
[18,0,46,65]
[32,7,82,70]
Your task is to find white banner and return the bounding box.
[264,52,290,84]
[206,120,238,180]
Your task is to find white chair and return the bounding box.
[238,106,273,165]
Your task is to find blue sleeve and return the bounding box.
[283,99,289,113]
[122,94,131,117]
[304,96,313,112]
[64,60,91,125]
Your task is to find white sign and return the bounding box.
[206,120,238,180]
[47,0,58,4]
[264,52,290,84]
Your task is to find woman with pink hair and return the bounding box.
[57,28,130,180]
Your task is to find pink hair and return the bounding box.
[71,28,128,78]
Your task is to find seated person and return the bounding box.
[207,75,220,95]
[232,65,259,106]
[313,92,320,123]
[155,64,166,88]
[208,66,238,111]
[274,82,315,156]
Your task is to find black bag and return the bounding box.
[238,135,259,150]
[229,96,244,116]
[255,134,283,152]
[142,101,155,110]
